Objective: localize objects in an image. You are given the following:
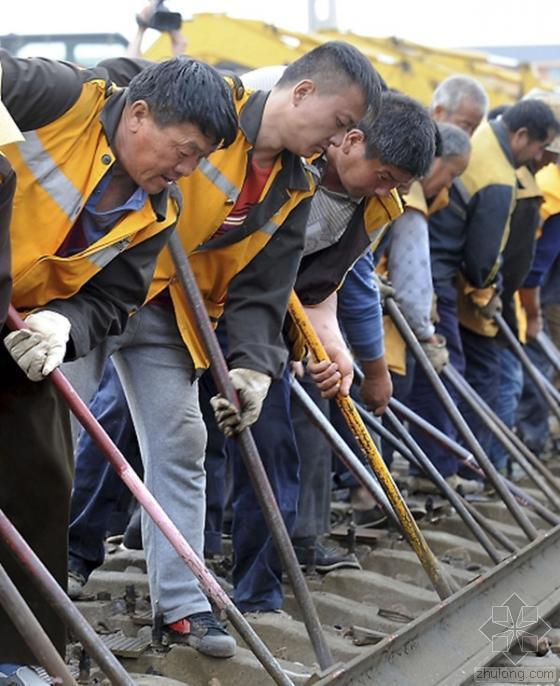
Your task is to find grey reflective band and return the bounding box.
[17,131,83,219]
[368,222,387,237]
[198,158,240,202]
[88,238,132,269]
[261,219,279,236]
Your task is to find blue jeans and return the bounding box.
[68,359,142,579]
[460,325,501,458]
[516,340,553,454]
[487,347,523,471]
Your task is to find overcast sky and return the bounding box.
[5,0,560,49]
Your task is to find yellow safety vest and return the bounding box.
[536,162,560,223]
[3,80,177,313]
[454,122,517,337]
[147,90,317,368]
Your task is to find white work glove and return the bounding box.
[420,334,449,374]
[4,310,71,381]
[210,368,272,437]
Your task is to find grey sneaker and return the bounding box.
[162,612,236,658]
[67,569,86,600]
[0,666,50,685]
[409,474,484,496]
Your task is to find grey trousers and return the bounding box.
[64,303,210,623]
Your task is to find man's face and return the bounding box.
[285,81,367,157]
[120,101,218,194]
[433,98,484,137]
[334,131,413,197]
[511,127,558,168]
[421,152,470,198]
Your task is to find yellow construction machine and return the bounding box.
[143,13,554,106]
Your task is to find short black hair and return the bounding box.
[276,41,383,123]
[488,104,510,120]
[359,92,436,178]
[502,99,560,141]
[127,57,238,148]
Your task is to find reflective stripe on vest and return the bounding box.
[198,158,240,202]
[18,131,83,220]
[261,219,280,236]
[88,237,132,268]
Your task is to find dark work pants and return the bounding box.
[291,374,331,540]
[460,325,500,459]
[68,360,142,579]
[408,280,465,477]
[228,366,300,612]
[516,340,553,454]
[0,339,73,663]
[200,370,230,557]
[203,364,300,612]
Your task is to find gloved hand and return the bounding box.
[4,310,71,381]
[420,334,449,374]
[210,368,271,437]
[477,292,502,320]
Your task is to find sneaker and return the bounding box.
[122,507,143,551]
[0,665,50,685]
[294,538,361,573]
[162,612,236,658]
[67,569,86,600]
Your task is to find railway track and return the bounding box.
[61,458,560,686]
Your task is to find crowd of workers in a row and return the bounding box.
[0,30,559,685]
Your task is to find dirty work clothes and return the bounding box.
[0,337,73,663]
[408,280,465,478]
[64,302,211,624]
[68,360,142,580]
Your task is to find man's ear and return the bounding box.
[341,128,365,154]
[127,99,151,133]
[292,79,316,105]
[511,126,529,148]
[431,104,446,121]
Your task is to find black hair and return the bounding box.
[359,92,436,178]
[502,99,560,141]
[127,57,238,147]
[276,41,383,122]
[488,104,510,120]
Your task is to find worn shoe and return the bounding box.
[294,538,361,573]
[0,665,50,684]
[352,505,387,528]
[162,612,236,658]
[409,474,484,495]
[67,569,86,600]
